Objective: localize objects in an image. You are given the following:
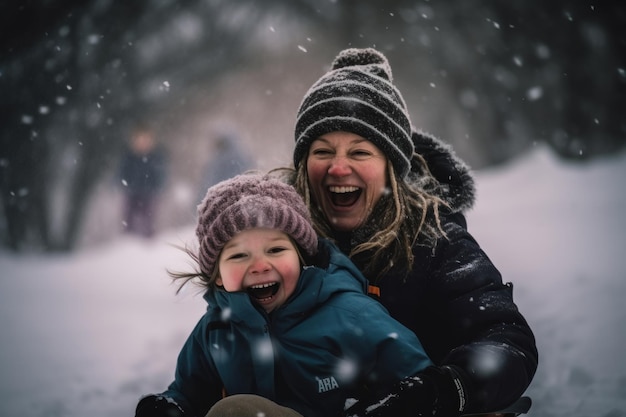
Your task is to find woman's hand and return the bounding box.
[344,366,466,417]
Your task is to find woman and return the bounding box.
[283,48,538,416]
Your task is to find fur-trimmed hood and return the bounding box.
[409,130,476,213]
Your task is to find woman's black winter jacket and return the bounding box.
[336,131,538,413]
[376,211,537,411]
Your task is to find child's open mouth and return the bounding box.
[247,282,280,300]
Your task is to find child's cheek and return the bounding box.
[220,265,246,292]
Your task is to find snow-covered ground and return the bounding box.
[1,145,625,417]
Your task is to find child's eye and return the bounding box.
[268,246,287,254]
[226,252,247,260]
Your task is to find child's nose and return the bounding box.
[249,256,271,274]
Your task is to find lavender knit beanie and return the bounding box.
[294,48,414,178]
[196,173,318,277]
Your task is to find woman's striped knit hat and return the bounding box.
[294,48,414,178]
[196,173,318,278]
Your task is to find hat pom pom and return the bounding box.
[331,48,393,81]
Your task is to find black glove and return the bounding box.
[344,366,467,417]
[135,394,185,417]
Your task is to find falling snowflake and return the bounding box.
[526,86,543,101]
[336,358,357,381]
[254,339,273,361]
[221,307,232,321]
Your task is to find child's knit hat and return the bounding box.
[294,48,414,178]
[196,173,318,277]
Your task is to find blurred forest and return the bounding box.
[1,0,625,252]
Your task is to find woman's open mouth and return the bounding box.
[247,282,280,300]
[329,185,361,207]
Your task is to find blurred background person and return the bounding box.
[119,124,168,238]
[198,127,253,202]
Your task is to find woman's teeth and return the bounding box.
[329,186,359,193]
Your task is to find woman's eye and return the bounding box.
[311,148,332,156]
[351,150,372,158]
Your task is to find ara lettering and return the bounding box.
[317,376,339,393]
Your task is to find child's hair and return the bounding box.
[170,173,318,292]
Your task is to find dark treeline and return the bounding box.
[1,1,624,252]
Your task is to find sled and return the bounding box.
[462,396,531,417]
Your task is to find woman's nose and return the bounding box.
[327,156,352,176]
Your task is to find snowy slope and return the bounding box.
[1,145,625,417]
[467,146,626,416]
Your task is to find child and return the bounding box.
[135,173,433,417]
